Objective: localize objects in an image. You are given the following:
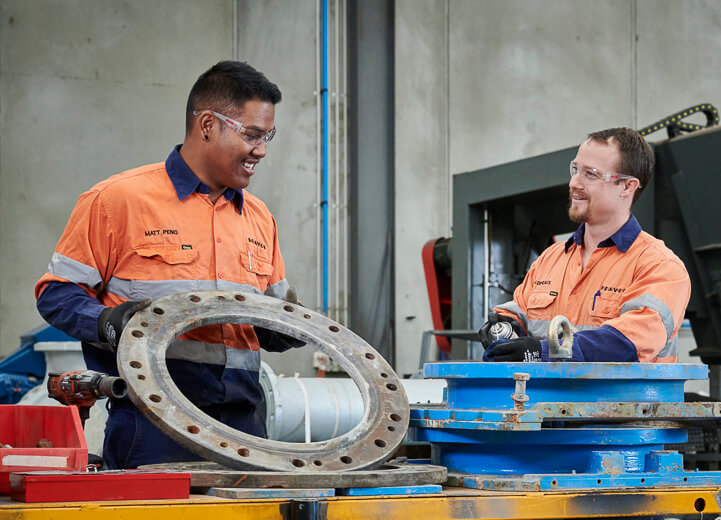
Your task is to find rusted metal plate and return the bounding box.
[140,461,447,491]
[117,290,409,472]
[410,401,721,431]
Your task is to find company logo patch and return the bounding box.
[549,291,558,296]
[600,285,626,294]
[534,280,551,286]
[247,237,267,250]
[182,244,193,250]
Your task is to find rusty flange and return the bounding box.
[141,461,447,491]
[117,290,409,472]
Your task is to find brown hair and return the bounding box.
[587,127,654,204]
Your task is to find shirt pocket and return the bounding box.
[126,244,199,299]
[134,245,198,265]
[589,295,622,323]
[240,249,273,290]
[526,291,557,320]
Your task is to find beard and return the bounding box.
[568,199,589,223]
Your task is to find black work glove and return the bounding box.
[255,287,306,352]
[486,336,542,362]
[98,298,152,351]
[478,310,525,347]
[285,287,301,306]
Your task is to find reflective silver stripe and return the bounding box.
[528,319,597,338]
[48,253,103,289]
[621,294,675,341]
[167,340,227,365]
[265,278,289,299]
[106,277,261,300]
[227,348,261,371]
[166,339,260,370]
[495,301,529,331]
[217,279,262,295]
[657,336,678,358]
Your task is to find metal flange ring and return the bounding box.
[117,290,409,472]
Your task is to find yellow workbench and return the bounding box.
[1,486,719,519]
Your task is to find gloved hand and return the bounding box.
[478,310,525,347]
[484,336,542,362]
[98,298,152,351]
[285,287,300,305]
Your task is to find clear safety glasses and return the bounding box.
[569,162,642,189]
[193,110,277,146]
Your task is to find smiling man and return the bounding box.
[480,128,691,363]
[35,61,303,468]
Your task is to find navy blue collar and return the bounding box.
[565,215,642,253]
[165,145,244,212]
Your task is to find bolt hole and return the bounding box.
[694,498,706,512]
[386,383,398,391]
[365,352,376,360]
[551,480,557,487]
[313,460,322,466]
[340,456,353,464]
[140,322,149,327]
[217,295,226,300]
[642,408,648,415]
[292,459,305,468]
[189,295,201,302]
[137,375,145,380]
[380,373,388,378]
[597,479,602,484]
[387,426,396,432]
[390,414,401,422]
[129,361,143,369]
[640,478,645,483]
[235,295,246,302]
[375,439,387,448]
[149,395,161,403]
[683,477,688,482]
[187,425,200,434]
[220,442,228,448]
[329,326,340,333]
[131,330,144,338]
[284,305,295,312]
[560,409,567,415]
[238,448,250,457]
[303,314,311,319]
[153,307,165,315]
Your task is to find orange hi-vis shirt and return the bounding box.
[35,148,290,405]
[495,216,690,363]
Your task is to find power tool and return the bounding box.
[47,370,127,425]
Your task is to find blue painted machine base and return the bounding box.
[337,484,443,496]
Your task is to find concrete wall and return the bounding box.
[394,0,721,376]
[0,0,233,355]
[233,0,320,376]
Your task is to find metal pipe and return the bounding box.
[483,207,489,324]
[333,0,341,323]
[341,0,349,325]
[260,363,446,443]
[321,0,330,314]
[315,0,322,312]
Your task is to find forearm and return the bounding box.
[541,325,639,362]
[36,281,106,343]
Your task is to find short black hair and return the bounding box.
[185,61,282,133]
[587,127,654,204]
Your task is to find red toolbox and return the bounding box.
[10,471,191,502]
[0,405,88,494]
